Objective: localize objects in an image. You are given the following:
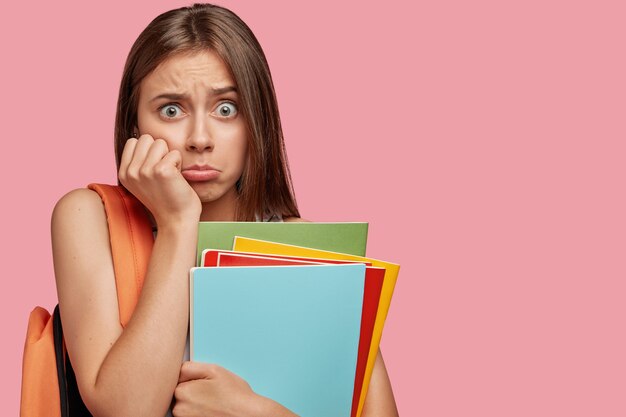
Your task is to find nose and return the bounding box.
[186,114,214,152]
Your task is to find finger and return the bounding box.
[152,149,183,179]
[127,134,154,174]
[178,361,219,383]
[118,138,138,176]
[142,138,170,171]
[155,149,183,174]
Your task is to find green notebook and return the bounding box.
[196,222,368,266]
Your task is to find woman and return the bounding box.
[52,3,398,416]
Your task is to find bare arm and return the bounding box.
[361,349,399,417]
[53,188,197,417]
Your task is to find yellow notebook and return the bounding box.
[233,236,400,417]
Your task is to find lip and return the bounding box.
[181,164,220,182]
[183,164,219,171]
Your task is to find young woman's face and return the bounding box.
[135,50,248,205]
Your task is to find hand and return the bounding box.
[173,361,269,417]
[118,134,201,227]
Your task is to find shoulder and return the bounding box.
[52,187,105,223]
[51,187,110,272]
[282,216,311,223]
[51,188,111,278]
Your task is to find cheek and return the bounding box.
[224,123,249,173]
[137,106,186,148]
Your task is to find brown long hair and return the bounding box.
[114,3,299,221]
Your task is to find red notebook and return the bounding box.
[203,249,373,267]
[202,249,384,417]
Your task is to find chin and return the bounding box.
[191,181,236,204]
[197,189,224,203]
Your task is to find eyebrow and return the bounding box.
[150,86,238,102]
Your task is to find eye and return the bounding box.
[215,102,238,118]
[158,103,183,119]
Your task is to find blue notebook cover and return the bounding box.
[190,264,366,417]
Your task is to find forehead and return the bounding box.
[140,50,235,95]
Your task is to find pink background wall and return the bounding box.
[4,0,625,415]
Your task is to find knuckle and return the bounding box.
[173,402,190,417]
[181,361,192,374]
[124,138,138,147]
[126,168,140,181]
[174,384,187,400]
[153,163,171,178]
[206,363,219,375]
[138,166,151,178]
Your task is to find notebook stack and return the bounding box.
[189,222,399,417]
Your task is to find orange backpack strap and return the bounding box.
[21,307,61,417]
[87,183,154,328]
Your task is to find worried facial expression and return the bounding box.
[135,50,248,206]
